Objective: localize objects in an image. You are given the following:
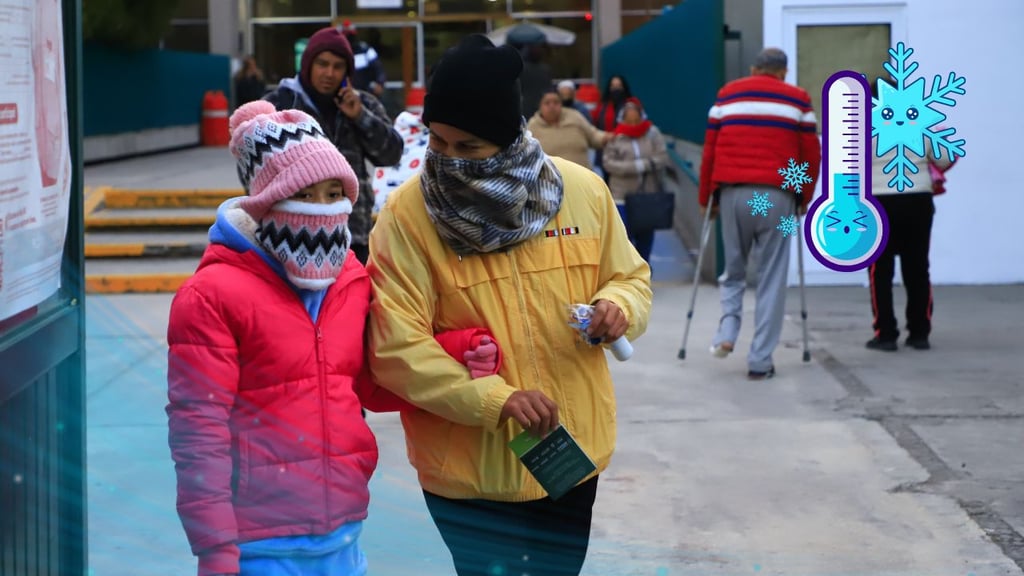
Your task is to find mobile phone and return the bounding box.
[335,78,349,104]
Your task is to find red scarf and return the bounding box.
[614,120,652,139]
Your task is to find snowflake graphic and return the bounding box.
[873,42,966,192]
[778,158,813,193]
[777,215,799,238]
[747,191,774,217]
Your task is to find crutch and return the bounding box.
[793,198,811,362]
[677,203,715,360]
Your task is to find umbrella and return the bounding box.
[488,22,577,46]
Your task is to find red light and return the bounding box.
[584,12,593,21]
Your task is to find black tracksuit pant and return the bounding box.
[868,193,935,342]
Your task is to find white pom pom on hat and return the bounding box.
[228,101,360,220]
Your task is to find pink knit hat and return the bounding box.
[229,100,359,220]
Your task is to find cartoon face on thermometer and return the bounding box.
[813,200,879,262]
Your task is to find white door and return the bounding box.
[767,2,908,286]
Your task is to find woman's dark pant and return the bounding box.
[423,477,599,576]
[629,228,655,263]
[616,203,655,263]
[868,193,935,341]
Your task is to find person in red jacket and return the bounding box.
[698,48,821,380]
[166,101,501,576]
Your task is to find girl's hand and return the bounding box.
[463,336,499,378]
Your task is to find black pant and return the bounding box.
[423,477,599,576]
[629,228,655,263]
[868,193,935,341]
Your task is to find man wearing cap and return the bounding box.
[557,80,592,120]
[264,26,403,265]
[698,47,821,380]
[368,33,651,576]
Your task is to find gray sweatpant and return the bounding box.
[712,185,795,372]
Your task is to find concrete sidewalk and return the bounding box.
[82,147,1022,575]
[84,280,1024,576]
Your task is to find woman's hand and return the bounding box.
[500,390,559,437]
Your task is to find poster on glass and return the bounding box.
[0,0,71,322]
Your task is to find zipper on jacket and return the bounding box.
[509,252,544,389]
[315,326,331,530]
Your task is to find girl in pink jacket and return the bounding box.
[166,101,499,576]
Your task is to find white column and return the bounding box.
[594,0,621,80]
[596,0,622,47]
[208,0,241,57]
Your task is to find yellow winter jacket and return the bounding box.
[367,158,652,501]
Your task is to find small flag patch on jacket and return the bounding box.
[544,226,580,238]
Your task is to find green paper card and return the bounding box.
[509,425,597,501]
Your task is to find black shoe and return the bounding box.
[748,366,775,380]
[865,337,898,352]
[905,337,930,350]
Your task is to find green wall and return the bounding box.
[83,43,230,137]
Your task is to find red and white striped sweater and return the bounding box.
[699,74,821,206]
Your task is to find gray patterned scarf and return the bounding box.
[421,128,564,255]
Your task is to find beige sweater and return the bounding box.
[527,108,607,170]
[602,125,670,202]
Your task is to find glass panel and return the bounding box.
[253,23,333,84]
[336,0,417,16]
[511,0,591,12]
[163,24,210,53]
[173,0,208,20]
[423,0,505,15]
[621,14,656,36]
[254,0,331,18]
[621,0,663,10]
[796,23,891,131]
[346,26,419,85]
[424,21,488,77]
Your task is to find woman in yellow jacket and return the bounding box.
[367,34,652,576]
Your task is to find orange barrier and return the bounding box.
[406,85,425,115]
[201,90,230,146]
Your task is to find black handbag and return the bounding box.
[624,167,675,231]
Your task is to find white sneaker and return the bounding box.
[710,342,734,358]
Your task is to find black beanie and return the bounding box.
[422,34,524,148]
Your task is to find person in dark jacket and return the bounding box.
[518,44,552,120]
[557,80,592,120]
[233,56,266,108]
[263,26,403,265]
[591,75,632,180]
[341,21,387,97]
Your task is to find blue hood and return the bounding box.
[209,197,329,321]
[279,76,319,113]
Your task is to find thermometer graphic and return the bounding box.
[805,71,889,272]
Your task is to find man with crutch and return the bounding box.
[695,48,820,380]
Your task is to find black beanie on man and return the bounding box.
[422,34,524,149]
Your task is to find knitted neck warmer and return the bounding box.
[420,126,564,255]
[257,199,352,290]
